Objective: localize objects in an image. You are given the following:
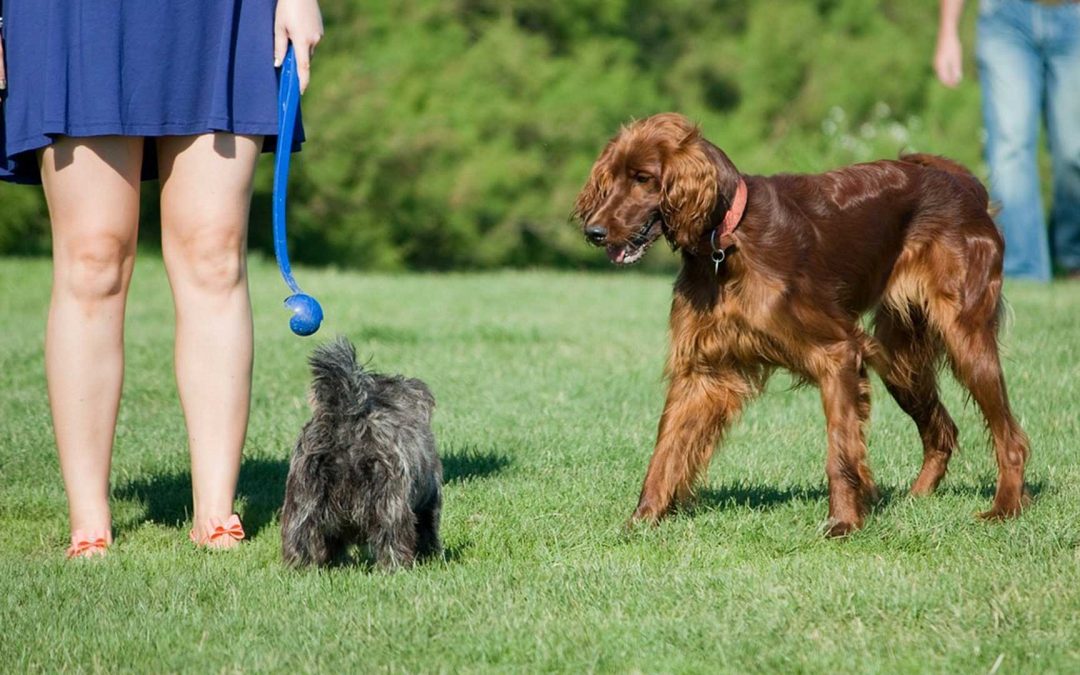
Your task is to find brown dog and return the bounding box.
[574,113,1029,535]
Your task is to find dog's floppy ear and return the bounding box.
[405,378,436,423]
[573,141,617,225]
[660,134,718,252]
[660,134,740,253]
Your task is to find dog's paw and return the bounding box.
[627,501,666,527]
[978,488,1031,521]
[822,518,862,538]
[623,515,656,535]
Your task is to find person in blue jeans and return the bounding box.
[935,0,1080,281]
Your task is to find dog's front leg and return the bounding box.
[631,369,750,525]
[817,346,879,537]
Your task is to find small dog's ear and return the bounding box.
[406,378,436,422]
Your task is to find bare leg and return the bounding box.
[40,136,143,548]
[156,133,261,547]
[631,369,752,524]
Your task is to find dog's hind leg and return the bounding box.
[631,368,754,525]
[872,304,959,495]
[365,488,419,570]
[281,506,342,567]
[927,236,1029,519]
[414,487,442,560]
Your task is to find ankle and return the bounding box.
[68,508,112,541]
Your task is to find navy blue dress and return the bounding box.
[0,0,298,184]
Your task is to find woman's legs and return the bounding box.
[156,133,262,547]
[40,136,144,543]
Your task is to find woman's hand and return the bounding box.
[1,27,8,98]
[934,30,963,88]
[274,0,323,94]
[933,0,965,88]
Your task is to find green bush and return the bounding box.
[0,0,981,269]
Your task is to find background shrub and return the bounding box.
[0,0,981,270]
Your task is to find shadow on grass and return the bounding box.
[111,457,288,539]
[693,483,829,514]
[304,540,472,572]
[112,447,511,540]
[441,446,512,484]
[937,478,1045,501]
[689,477,1045,516]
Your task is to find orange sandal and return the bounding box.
[66,529,111,559]
[189,514,245,548]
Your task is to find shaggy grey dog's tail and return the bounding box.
[308,337,371,413]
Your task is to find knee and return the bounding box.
[172,227,246,292]
[60,237,131,302]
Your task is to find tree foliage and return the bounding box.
[0,0,980,270]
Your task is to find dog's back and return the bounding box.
[899,153,990,209]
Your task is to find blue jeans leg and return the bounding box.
[1044,4,1080,273]
[977,3,1051,282]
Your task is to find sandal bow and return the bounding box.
[66,530,110,559]
[190,514,245,547]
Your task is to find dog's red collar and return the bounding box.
[709,178,747,271]
[714,178,748,251]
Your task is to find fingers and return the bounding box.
[945,62,962,88]
[273,0,324,93]
[933,37,963,89]
[290,33,321,94]
[273,33,321,95]
[293,40,312,94]
[0,39,7,92]
[935,55,962,88]
[273,22,288,68]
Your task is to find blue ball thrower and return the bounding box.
[273,45,324,336]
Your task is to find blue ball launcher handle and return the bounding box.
[273,45,324,337]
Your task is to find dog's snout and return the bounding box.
[585,224,608,244]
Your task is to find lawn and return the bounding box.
[1,256,1078,673]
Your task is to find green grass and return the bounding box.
[1,256,1079,673]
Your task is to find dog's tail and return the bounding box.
[308,337,367,412]
[899,153,995,215]
[901,153,1006,327]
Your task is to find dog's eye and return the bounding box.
[633,172,652,184]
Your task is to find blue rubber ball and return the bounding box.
[285,293,324,336]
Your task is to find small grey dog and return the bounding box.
[281,337,442,569]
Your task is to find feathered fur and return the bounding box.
[574,113,1030,535]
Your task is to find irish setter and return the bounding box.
[574,113,1029,535]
